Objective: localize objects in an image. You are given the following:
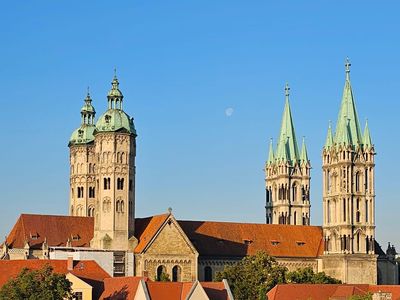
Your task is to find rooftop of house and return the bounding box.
[267,284,400,300]
[0,259,110,299]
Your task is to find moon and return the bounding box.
[225,107,234,117]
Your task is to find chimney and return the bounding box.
[67,256,74,271]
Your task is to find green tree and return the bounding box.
[155,271,171,282]
[286,267,341,284]
[215,251,287,300]
[0,264,72,300]
[215,252,342,300]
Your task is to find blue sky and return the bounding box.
[1,1,399,248]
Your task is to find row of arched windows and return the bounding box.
[100,152,126,164]
[156,265,182,282]
[71,163,96,174]
[103,177,126,190]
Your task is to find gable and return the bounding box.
[144,218,195,255]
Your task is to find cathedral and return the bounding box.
[1,60,398,285]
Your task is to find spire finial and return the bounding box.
[87,86,90,96]
[114,67,117,79]
[285,82,290,98]
[345,57,351,80]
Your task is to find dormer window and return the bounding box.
[243,239,253,245]
[71,234,80,241]
[105,115,111,124]
[271,240,280,246]
[296,241,306,246]
[30,232,39,240]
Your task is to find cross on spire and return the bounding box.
[285,83,290,98]
[345,57,351,80]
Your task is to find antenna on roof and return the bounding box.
[168,207,172,214]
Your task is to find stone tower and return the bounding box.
[90,74,137,250]
[321,59,377,284]
[69,91,97,217]
[265,84,311,225]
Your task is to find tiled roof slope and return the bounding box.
[134,214,170,253]
[100,276,147,300]
[145,281,230,300]
[0,259,110,299]
[267,284,400,300]
[178,220,323,258]
[5,214,94,249]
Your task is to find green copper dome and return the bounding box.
[95,109,136,134]
[69,125,96,146]
[69,92,96,146]
[95,74,136,135]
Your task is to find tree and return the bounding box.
[215,251,287,300]
[215,251,342,300]
[0,264,72,300]
[155,271,171,282]
[286,267,341,284]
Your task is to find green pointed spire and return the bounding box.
[276,83,300,164]
[334,58,363,147]
[267,138,275,164]
[300,137,309,163]
[324,121,334,149]
[363,120,372,148]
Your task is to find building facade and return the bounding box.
[69,75,137,251]
[2,63,397,285]
[321,59,377,284]
[265,84,311,225]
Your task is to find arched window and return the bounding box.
[355,172,360,192]
[302,213,306,225]
[294,211,297,225]
[365,169,369,191]
[204,266,212,282]
[365,200,369,222]
[104,178,111,190]
[120,200,124,213]
[292,183,297,202]
[157,265,167,281]
[116,200,120,212]
[327,200,331,224]
[172,265,181,282]
[88,207,95,217]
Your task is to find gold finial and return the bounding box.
[285,82,290,98]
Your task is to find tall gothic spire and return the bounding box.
[275,83,300,164]
[334,58,363,147]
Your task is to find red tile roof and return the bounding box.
[0,259,110,299]
[134,214,170,253]
[5,214,94,249]
[146,282,186,300]
[145,281,230,300]
[267,284,400,300]
[178,220,323,258]
[200,282,230,300]
[100,276,147,300]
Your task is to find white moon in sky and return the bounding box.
[225,107,234,117]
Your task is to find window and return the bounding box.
[74,292,83,300]
[294,211,297,225]
[204,266,212,282]
[157,265,167,281]
[172,265,181,282]
[129,180,133,191]
[365,200,369,222]
[89,187,95,198]
[77,187,84,198]
[355,172,360,192]
[117,178,124,190]
[104,177,111,190]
